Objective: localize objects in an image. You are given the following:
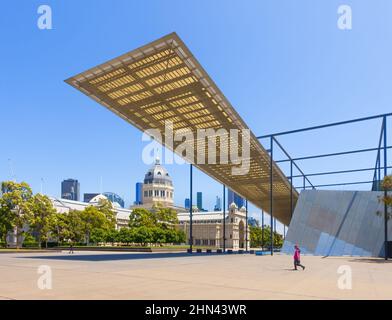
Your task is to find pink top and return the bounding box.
[294,248,300,260]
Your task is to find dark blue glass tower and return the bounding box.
[184,198,190,209]
[135,182,143,205]
[196,192,203,211]
[61,179,80,201]
[228,189,244,209]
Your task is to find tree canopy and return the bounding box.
[0,180,185,248]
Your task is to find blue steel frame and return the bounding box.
[187,112,390,258]
[258,112,391,259]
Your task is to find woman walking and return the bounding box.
[293,245,305,270]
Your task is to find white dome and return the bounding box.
[239,206,246,212]
[229,202,238,209]
[89,194,108,204]
[144,157,172,185]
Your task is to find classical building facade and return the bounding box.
[142,158,174,208]
[51,196,131,230]
[177,203,250,250]
[6,195,249,250]
[131,158,186,212]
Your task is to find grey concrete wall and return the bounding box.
[282,190,391,257]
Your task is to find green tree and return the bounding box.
[128,207,185,246]
[175,229,186,243]
[129,208,157,228]
[0,181,33,248]
[49,212,71,244]
[90,228,107,244]
[105,229,119,245]
[165,228,186,244]
[0,201,13,246]
[378,175,392,220]
[96,199,116,229]
[250,225,283,249]
[66,210,84,243]
[155,207,178,229]
[27,193,56,248]
[132,226,153,246]
[151,226,166,244]
[118,227,134,244]
[250,225,262,248]
[79,206,107,245]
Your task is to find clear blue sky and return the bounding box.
[1,1,391,232]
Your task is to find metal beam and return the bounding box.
[289,166,392,179]
[275,146,392,163]
[296,180,374,189]
[257,112,392,139]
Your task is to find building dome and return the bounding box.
[141,157,174,208]
[89,194,108,204]
[103,192,125,208]
[229,202,238,210]
[239,206,246,212]
[144,157,172,186]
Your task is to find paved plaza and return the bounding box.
[0,251,391,300]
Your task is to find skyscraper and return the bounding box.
[228,189,244,209]
[196,192,203,211]
[84,193,99,203]
[184,198,190,209]
[135,182,143,205]
[61,179,80,201]
[214,196,221,211]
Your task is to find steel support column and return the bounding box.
[245,199,248,252]
[189,164,193,253]
[383,116,388,260]
[290,160,293,219]
[223,185,226,252]
[189,164,193,252]
[261,210,264,250]
[270,136,274,255]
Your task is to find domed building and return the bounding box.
[141,158,174,208]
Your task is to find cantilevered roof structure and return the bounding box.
[65,32,298,225]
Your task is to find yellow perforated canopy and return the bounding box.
[65,32,298,225]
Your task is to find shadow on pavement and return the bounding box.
[17,252,222,262]
[348,258,392,264]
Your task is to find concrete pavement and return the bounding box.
[0,251,391,300]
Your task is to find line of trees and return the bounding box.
[249,223,283,249]
[0,181,185,248]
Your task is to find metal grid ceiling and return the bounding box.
[65,32,298,225]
